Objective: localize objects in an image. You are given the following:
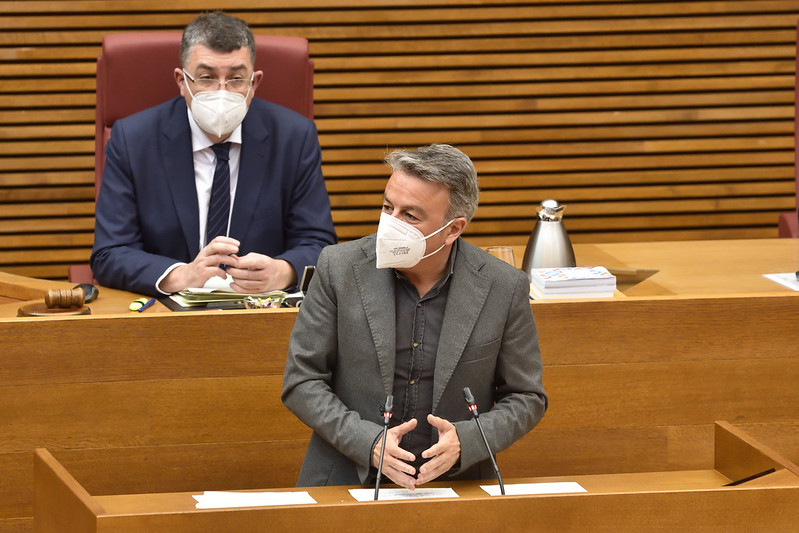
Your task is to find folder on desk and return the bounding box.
[167,274,287,307]
[169,288,287,308]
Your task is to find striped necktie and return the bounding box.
[206,142,231,245]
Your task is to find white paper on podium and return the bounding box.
[763,272,799,291]
[349,487,459,502]
[193,490,316,509]
[480,481,587,496]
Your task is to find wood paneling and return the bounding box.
[30,431,799,533]
[2,2,798,278]
[2,290,799,529]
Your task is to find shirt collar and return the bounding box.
[393,238,459,289]
[186,107,243,152]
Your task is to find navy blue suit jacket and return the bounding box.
[91,96,337,296]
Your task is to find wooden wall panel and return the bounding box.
[1,1,798,278]
[0,289,798,529]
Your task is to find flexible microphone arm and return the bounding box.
[374,395,393,500]
[463,387,505,495]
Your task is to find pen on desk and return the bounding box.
[137,298,156,313]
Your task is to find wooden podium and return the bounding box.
[34,423,799,532]
[3,239,799,531]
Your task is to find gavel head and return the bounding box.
[44,288,85,309]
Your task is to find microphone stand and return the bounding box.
[463,387,505,495]
[374,395,393,501]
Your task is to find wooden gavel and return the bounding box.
[44,288,85,309]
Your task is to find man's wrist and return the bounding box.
[371,436,381,468]
[156,262,187,294]
[277,259,298,288]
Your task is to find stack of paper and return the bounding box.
[480,481,587,496]
[763,272,799,291]
[530,266,616,299]
[193,490,316,509]
[348,487,459,501]
[165,272,288,308]
[169,287,287,308]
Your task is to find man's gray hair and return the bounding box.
[385,144,480,222]
[180,11,256,68]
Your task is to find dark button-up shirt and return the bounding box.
[392,241,458,474]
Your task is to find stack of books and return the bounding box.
[529,266,617,299]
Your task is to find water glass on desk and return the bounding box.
[485,246,516,267]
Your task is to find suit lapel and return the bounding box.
[229,111,269,242]
[162,99,201,258]
[352,237,396,395]
[433,242,492,411]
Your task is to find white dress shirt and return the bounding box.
[188,109,242,249]
[154,110,243,293]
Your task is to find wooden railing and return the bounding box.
[2,1,798,279]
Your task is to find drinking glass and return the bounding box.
[485,246,516,267]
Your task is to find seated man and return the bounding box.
[91,11,336,296]
[283,144,547,489]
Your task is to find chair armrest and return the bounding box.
[68,264,95,285]
[777,211,799,238]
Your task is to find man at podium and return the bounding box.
[283,144,547,490]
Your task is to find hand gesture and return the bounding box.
[415,414,461,486]
[372,419,419,490]
[160,236,239,293]
[226,252,296,293]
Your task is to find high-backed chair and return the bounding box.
[777,21,799,238]
[69,33,314,284]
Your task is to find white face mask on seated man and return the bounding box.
[375,211,455,269]
[184,70,251,138]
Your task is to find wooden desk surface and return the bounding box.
[0,270,165,317]
[496,238,799,298]
[93,469,739,515]
[571,238,799,296]
[2,238,798,319]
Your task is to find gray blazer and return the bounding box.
[282,235,547,486]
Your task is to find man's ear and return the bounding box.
[444,217,467,245]
[251,70,264,91]
[174,68,188,97]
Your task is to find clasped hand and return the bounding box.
[160,236,296,293]
[371,414,461,490]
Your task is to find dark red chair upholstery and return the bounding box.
[69,33,314,284]
[777,21,799,238]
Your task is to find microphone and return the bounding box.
[374,395,393,500]
[463,387,505,495]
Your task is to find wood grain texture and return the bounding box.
[736,421,799,467]
[2,1,798,278]
[30,434,799,533]
[714,421,799,481]
[54,440,309,496]
[3,295,799,529]
[32,450,101,533]
[83,488,799,532]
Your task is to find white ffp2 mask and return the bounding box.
[375,212,454,269]
[187,84,249,138]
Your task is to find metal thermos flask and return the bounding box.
[521,199,576,280]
